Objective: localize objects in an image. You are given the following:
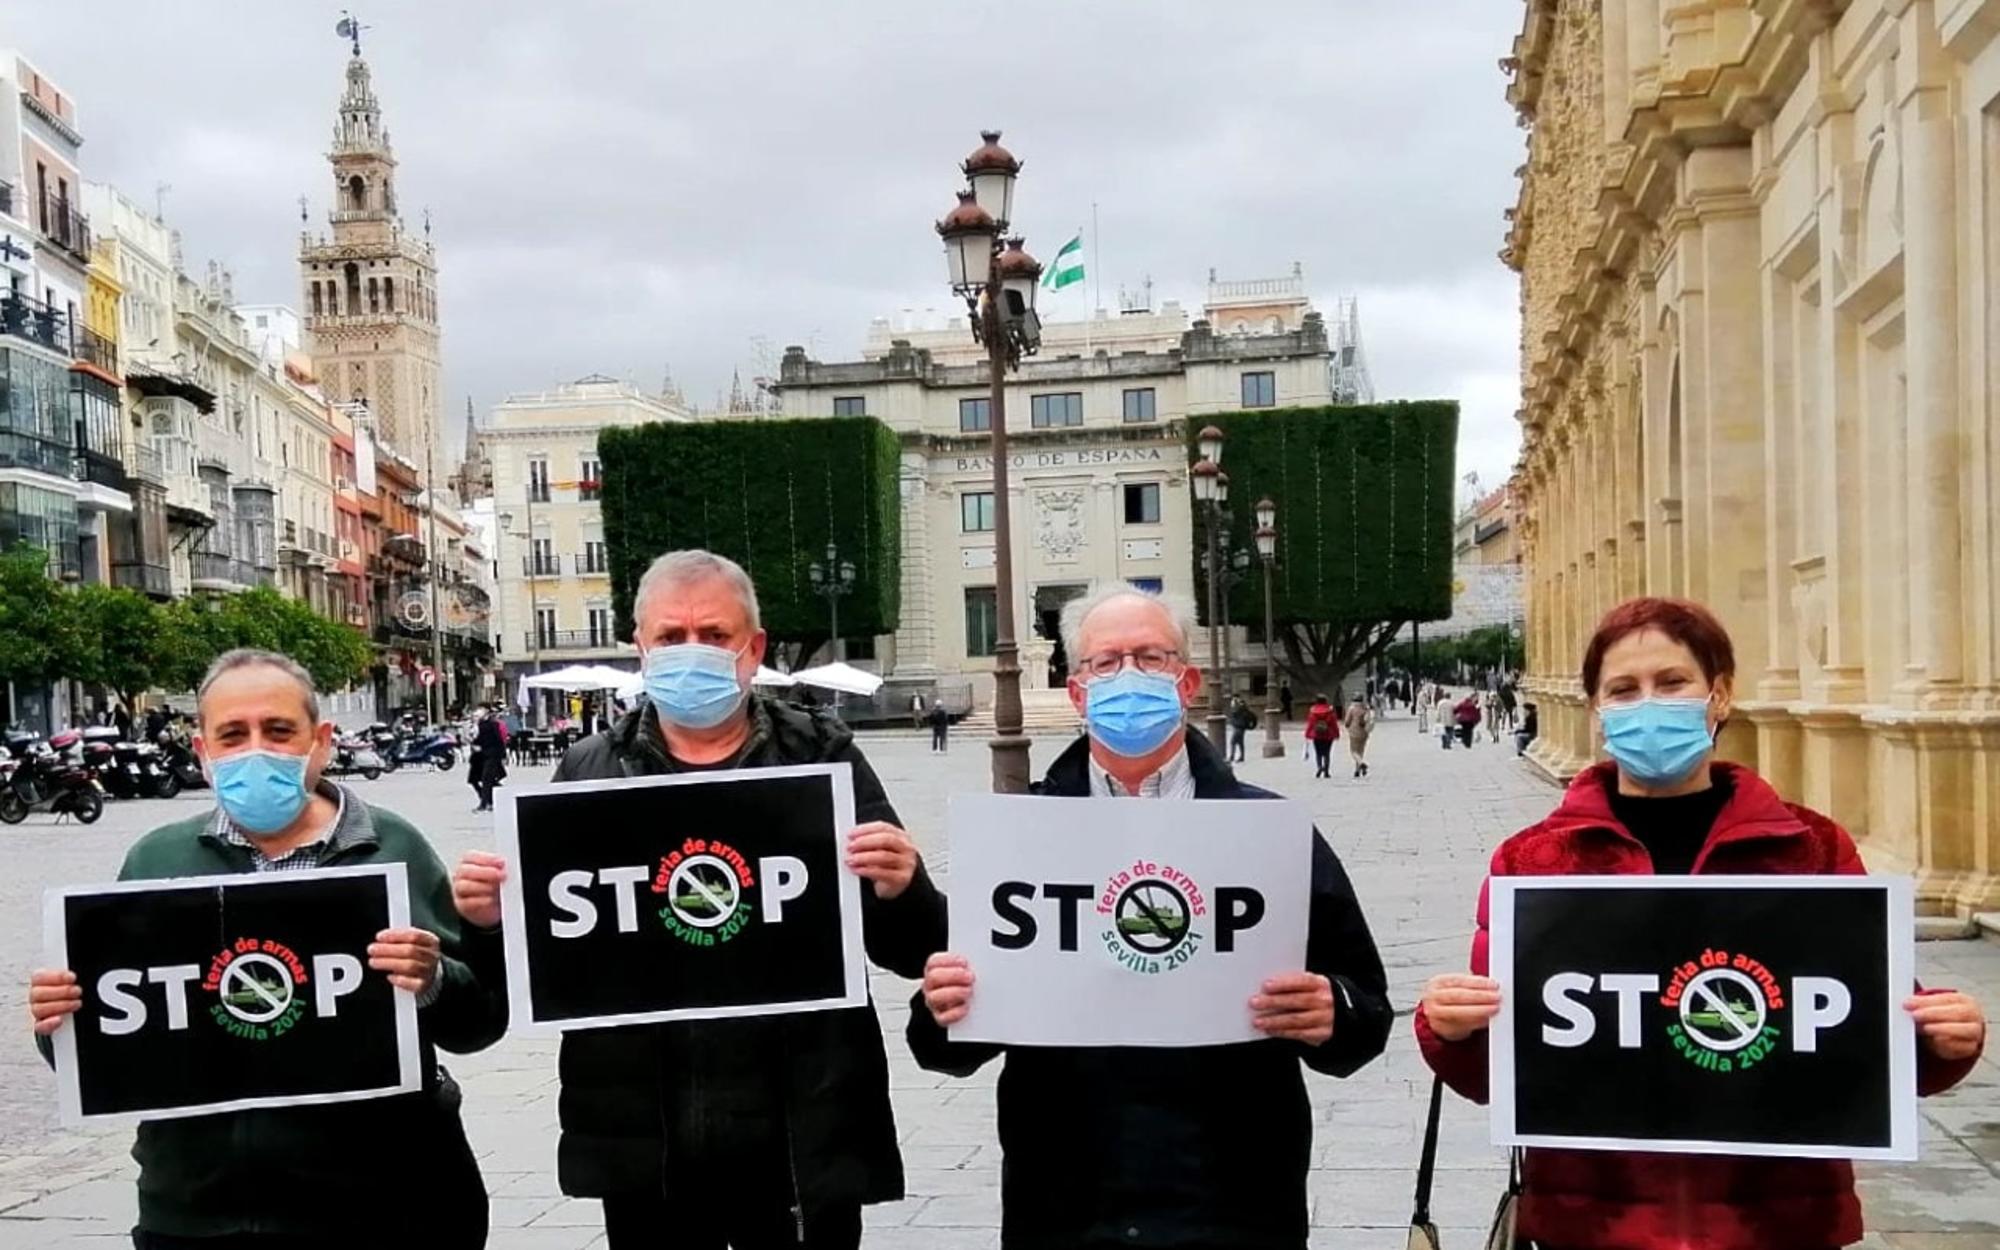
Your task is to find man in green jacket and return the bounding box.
[28,648,504,1249]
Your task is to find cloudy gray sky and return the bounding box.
[10,1,1526,489]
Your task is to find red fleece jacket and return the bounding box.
[1414,761,1983,1250]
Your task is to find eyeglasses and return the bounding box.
[1077,648,1183,679]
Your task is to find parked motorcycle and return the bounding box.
[154,734,209,794]
[0,730,104,824]
[389,729,458,772]
[86,726,170,800]
[322,734,385,782]
[365,723,403,771]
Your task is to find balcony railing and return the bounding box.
[38,195,90,261]
[523,629,621,652]
[125,443,164,486]
[71,450,127,491]
[522,555,561,577]
[0,430,73,476]
[110,560,173,598]
[575,551,609,575]
[75,326,117,376]
[0,293,71,354]
[191,551,241,586]
[382,534,426,566]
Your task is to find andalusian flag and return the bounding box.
[1043,232,1085,291]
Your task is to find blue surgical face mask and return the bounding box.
[210,748,313,835]
[1598,696,1714,786]
[1084,668,1187,758]
[643,642,748,730]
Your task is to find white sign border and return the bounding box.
[1489,873,1917,1162]
[495,762,867,1033]
[46,862,421,1127]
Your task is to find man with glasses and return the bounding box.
[910,585,1392,1250]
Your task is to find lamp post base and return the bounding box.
[988,732,1033,794]
[1204,713,1228,753]
[1261,705,1286,757]
[989,640,1033,795]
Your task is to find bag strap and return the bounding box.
[1411,1075,1445,1227]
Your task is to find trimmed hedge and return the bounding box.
[599,417,902,642]
[1188,402,1457,626]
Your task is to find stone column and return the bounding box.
[1897,10,1964,702]
[889,454,938,676]
[1628,0,1662,104]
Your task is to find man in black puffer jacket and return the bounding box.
[911,587,1392,1249]
[453,550,945,1250]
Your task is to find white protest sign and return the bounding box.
[947,793,1312,1047]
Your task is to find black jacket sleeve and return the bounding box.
[838,742,948,980]
[904,981,1004,1078]
[1296,829,1393,1077]
[405,835,510,1055]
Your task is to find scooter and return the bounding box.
[154,734,209,793]
[388,729,458,772]
[321,734,385,782]
[0,732,104,824]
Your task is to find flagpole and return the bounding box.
[1092,201,1100,315]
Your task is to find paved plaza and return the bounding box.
[1,714,1997,1248]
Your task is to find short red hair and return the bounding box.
[1580,597,1736,697]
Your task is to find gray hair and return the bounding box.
[197,648,321,726]
[1059,584,1196,665]
[633,549,762,632]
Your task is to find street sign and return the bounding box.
[419,667,437,687]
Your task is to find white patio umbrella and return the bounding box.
[753,666,797,688]
[790,661,884,697]
[521,665,610,691]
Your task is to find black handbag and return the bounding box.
[1408,1076,1524,1250]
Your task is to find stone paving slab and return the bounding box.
[0,712,1996,1246]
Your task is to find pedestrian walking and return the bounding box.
[1342,697,1373,778]
[912,586,1391,1250]
[1303,693,1339,778]
[29,649,502,1248]
[928,700,950,753]
[450,550,945,1250]
[1279,681,1295,723]
[1498,679,1518,730]
[1227,695,1256,763]
[1418,596,1987,1250]
[1452,692,1481,748]
[910,691,926,731]
[1484,689,1504,742]
[1416,685,1432,735]
[468,705,508,812]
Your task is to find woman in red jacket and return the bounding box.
[1416,597,1986,1250]
[1302,693,1339,779]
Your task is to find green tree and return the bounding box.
[598,417,902,668]
[1192,402,1458,693]
[206,588,372,692]
[0,547,70,691]
[64,584,167,711]
[153,597,228,695]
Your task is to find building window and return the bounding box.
[961,491,995,533]
[964,586,998,658]
[1123,483,1161,525]
[832,396,866,416]
[530,536,555,576]
[587,607,613,648]
[579,457,602,501]
[582,539,607,574]
[1128,577,1164,594]
[1030,392,1083,428]
[959,397,991,432]
[1121,388,1157,422]
[1241,371,1276,408]
[534,607,557,649]
[527,458,550,503]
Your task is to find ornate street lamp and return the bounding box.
[1191,428,1229,749]
[1255,497,1283,757]
[936,130,1041,794]
[807,540,857,661]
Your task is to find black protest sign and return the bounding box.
[496,763,866,1030]
[1489,876,1917,1160]
[46,864,420,1124]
